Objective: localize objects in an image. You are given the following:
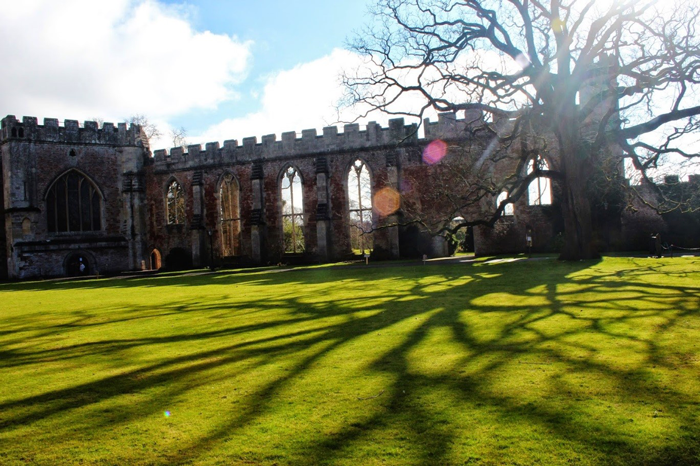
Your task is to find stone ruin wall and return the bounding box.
[145,111,569,267]
[0,111,596,278]
[0,115,149,279]
[3,109,693,279]
[147,117,426,266]
[621,176,700,252]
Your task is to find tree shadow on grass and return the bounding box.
[0,257,699,464]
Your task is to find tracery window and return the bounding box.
[527,156,552,206]
[219,173,241,257]
[280,166,305,253]
[46,170,102,233]
[496,191,514,216]
[347,159,374,254]
[166,180,185,224]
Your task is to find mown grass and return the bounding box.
[0,256,699,465]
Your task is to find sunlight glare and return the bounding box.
[551,17,566,33]
[515,53,531,70]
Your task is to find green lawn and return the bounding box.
[0,256,699,465]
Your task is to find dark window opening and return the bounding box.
[46,171,102,233]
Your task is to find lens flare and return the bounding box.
[400,178,413,194]
[422,139,447,165]
[164,410,171,418]
[373,187,401,217]
[515,53,531,70]
[552,18,565,33]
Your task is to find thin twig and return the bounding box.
[357,390,385,401]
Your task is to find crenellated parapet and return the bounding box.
[153,118,418,168]
[0,115,148,147]
[424,110,484,140]
[663,174,700,186]
[152,112,482,169]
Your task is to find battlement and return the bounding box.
[664,174,700,185]
[0,115,148,147]
[153,112,483,168]
[424,110,483,140]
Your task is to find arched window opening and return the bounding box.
[497,191,514,216]
[281,167,305,254]
[347,159,374,254]
[46,170,102,233]
[166,180,185,225]
[219,173,241,257]
[527,156,552,206]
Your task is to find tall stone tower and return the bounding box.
[0,116,150,279]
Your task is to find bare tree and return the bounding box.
[170,126,188,150]
[344,0,700,260]
[129,114,162,142]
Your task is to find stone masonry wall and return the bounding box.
[145,113,565,267]
[0,115,149,279]
[0,156,7,279]
[6,110,689,280]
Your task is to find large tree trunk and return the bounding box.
[559,175,599,260]
[558,136,600,261]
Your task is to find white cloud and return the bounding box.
[193,49,357,145]
[0,0,251,123]
[191,48,436,148]
[188,46,524,149]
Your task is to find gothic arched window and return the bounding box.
[496,191,514,216]
[219,173,241,257]
[46,170,102,233]
[347,159,374,254]
[166,180,185,224]
[527,156,552,206]
[280,166,305,253]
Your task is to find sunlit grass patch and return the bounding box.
[0,256,699,465]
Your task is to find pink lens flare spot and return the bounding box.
[373,187,401,217]
[164,410,171,418]
[422,139,447,165]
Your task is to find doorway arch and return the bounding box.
[150,249,162,270]
[64,252,91,276]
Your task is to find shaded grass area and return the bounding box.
[0,256,699,465]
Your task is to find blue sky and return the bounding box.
[5,0,695,180]
[0,0,379,150]
[158,0,373,134]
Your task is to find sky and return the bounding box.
[1,0,698,181]
[0,0,381,150]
